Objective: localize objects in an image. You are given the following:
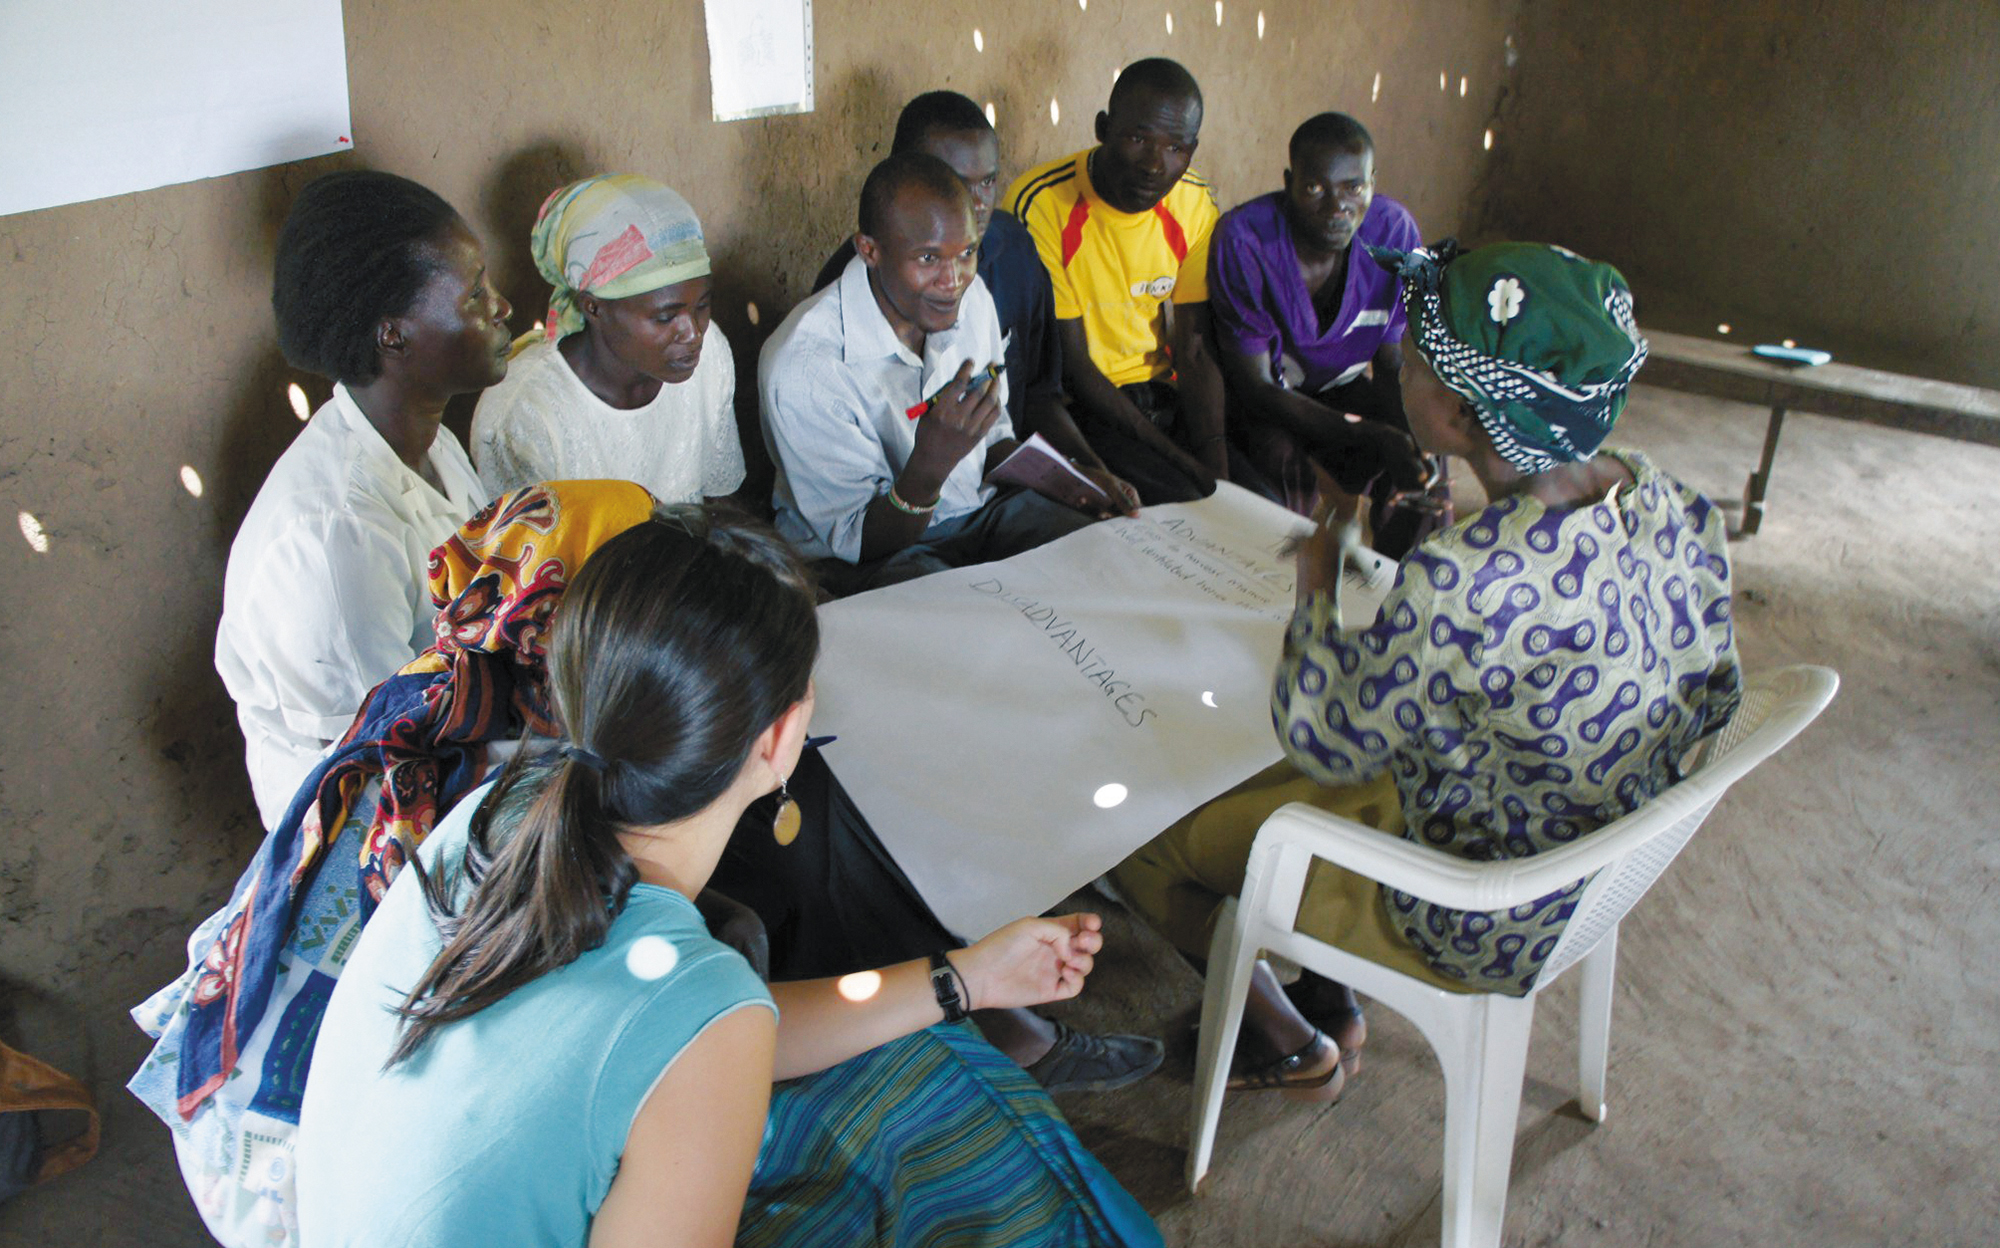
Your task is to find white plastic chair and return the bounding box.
[1187,664,1839,1248]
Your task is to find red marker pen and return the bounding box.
[906,362,1005,420]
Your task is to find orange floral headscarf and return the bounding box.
[178,480,655,1117]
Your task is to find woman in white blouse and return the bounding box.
[471,174,748,507]
[216,170,512,827]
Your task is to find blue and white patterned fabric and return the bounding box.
[1273,450,1741,994]
[128,792,374,1247]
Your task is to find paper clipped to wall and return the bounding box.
[703,0,815,122]
[0,0,351,218]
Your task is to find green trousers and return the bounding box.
[1111,762,1481,995]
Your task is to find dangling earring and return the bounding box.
[772,775,802,846]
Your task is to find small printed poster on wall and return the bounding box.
[0,0,352,218]
[703,0,815,122]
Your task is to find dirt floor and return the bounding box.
[1046,385,2000,1247]
[4,384,1996,1245]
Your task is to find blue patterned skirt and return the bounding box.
[741,1021,1160,1247]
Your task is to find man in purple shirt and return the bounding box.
[1210,113,1447,556]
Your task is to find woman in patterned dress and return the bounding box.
[1112,240,1742,1097]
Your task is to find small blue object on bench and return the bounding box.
[1641,330,2000,535]
[1750,344,1833,367]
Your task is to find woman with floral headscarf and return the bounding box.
[472,174,749,507]
[1113,241,1742,1097]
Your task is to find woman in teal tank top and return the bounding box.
[296,507,1158,1247]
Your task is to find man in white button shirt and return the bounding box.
[761,153,1095,596]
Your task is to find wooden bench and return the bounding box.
[1639,329,2000,534]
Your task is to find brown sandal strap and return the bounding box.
[1,1040,100,1184]
[1225,1028,1340,1091]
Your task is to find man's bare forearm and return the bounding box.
[1220,345,1406,455]
[1369,341,1408,430]
[1223,361,1365,448]
[855,450,957,561]
[1173,308,1229,477]
[1062,350,1152,439]
[1057,319,1195,462]
[1018,397,1106,470]
[856,491,934,562]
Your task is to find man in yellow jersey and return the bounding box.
[1007,58,1261,505]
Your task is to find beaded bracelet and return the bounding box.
[886,484,939,515]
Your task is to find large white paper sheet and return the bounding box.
[702,0,815,122]
[812,485,1392,939]
[0,0,351,218]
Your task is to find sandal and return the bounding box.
[1187,989,1366,1081]
[1284,976,1367,1078]
[1224,1028,1345,1102]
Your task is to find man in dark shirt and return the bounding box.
[815,92,1139,514]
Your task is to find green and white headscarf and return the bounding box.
[530,174,711,344]
[1366,239,1648,472]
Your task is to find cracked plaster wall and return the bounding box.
[1479,1,2000,389]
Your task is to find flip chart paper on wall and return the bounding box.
[0,0,351,218]
[703,0,815,122]
[812,484,1394,940]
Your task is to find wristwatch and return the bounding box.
[928,951,968,1023]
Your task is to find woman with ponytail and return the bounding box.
[293,506,1159,1248]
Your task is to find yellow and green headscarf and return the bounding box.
[1367,239,1649,472]
[531,174,711,344]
